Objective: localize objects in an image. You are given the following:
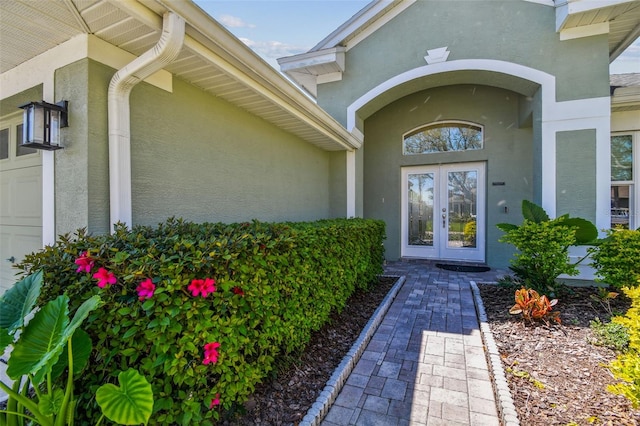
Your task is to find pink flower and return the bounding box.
[209,393,220,408]
[203,342,220,365]
[93,267,116,288]
[136,278,155,300]
[188,278,216,297]
[74,251,94,273]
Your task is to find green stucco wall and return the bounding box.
[329,151,347,218]
[556,129,597,223]
[54,59,110,236]
[363,85,533,267]
[317,0,610,127]
[129,77,331,225]
[0,86,42,117]
[51,58,335,235]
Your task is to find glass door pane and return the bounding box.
[447,170,477,248]
[407,173,434,246]
[611,184,631,229]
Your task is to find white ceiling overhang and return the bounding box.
[0,0,360,151]
[555,0,640,60]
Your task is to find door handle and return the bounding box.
[442,214,446,228]
[7,256,15,263]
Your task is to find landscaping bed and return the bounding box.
[478,284,640,425]
[225,276,398,425]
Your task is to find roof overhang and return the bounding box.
[555,0,640,61]
[0,0,361,151]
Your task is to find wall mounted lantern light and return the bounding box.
[18,100,68,150]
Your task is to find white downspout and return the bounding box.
[108,11,185,231]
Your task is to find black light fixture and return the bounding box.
[18,100,68,150]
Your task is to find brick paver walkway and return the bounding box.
[322,260,507,426]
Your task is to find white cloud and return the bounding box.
[239,38,308,61]
[218,14,255,29]
[610,38,640,74]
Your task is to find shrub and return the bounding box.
[589,229,640,289]
[497,200,597,297]
[589,318,630,352]
[500,220,578,296]
[463,220,476,246]
[509,287,561,325]
[607,285,640,408]
[19,218,385,424]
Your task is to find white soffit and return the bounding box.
[555,0,640,60]
[0,0,359,152]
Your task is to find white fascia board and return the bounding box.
[559,22,609,40]
[278,48,345,96]
[312,0,416,52]
[0,34,172,99]
[344,0,417,51]
[278,48,345,73]
[612,86,640,108]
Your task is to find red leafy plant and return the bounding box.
[509,287,561,325]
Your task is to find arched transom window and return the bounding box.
[403,121,483,155]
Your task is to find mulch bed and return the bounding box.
[479,284,640,426]
[223,276,398,425]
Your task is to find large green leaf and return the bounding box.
[496,223,518,232]
[38,388,65,416]
[96,369,154,425]
[7,295,100,384]
[0,270,42,334]
[521,200,549,223]
[0,327,11,354]
[562,217,599,245]
[50,328,93,380]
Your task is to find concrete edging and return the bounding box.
[470,280,520,426]
[300,275,407,426]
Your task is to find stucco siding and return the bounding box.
[556,129,597,223]
[54,60,93,236]
[363,85,533,267]
[0,86,42,117]
[328,151,347,218]
[129,76,332,225]
[317,0,610,125]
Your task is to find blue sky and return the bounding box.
[194,0,638,74]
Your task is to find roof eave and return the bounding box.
[151,0,362,150]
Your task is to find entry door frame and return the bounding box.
[401,162,486,262]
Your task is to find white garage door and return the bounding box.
[0,113,42,295]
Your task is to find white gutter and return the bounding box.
[107,11,185,230]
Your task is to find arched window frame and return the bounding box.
[402,121,484,155]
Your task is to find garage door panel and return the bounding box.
[0,225,41,295]
[0,166,42,227]
[0,115,42,295]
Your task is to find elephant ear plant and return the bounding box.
[0,271,154,426]
[497,200,599,296]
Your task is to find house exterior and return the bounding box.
[279,0,640,270]
[1,1,638,293]
[0,0,360,293]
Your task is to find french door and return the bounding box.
[401,162,485,262]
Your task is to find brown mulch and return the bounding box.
[479,283,640,426]
[224,276,398,425]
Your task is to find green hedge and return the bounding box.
[20,218,385,424]
[589,229,640,289]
